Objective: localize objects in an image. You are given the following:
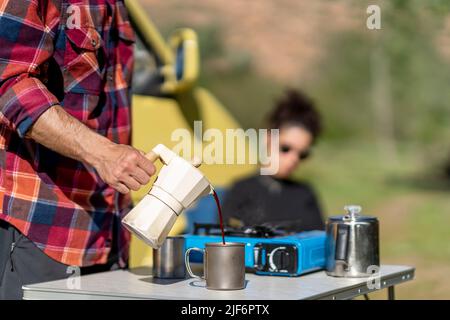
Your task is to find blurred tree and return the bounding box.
[370,30,397,163]
[306,0,450,170]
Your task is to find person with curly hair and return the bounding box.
[222,89,325,232]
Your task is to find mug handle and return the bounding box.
[185,247,205,279]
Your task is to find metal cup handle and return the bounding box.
[185,247,205,279]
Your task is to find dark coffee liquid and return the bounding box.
[212,190,226,244]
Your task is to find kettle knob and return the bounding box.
[344,205,362,220]
[190,156,202,168]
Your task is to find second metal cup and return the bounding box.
[153,236,186,279]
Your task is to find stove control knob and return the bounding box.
[269,246,288,271]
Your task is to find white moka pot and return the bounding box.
[122,144,213,249]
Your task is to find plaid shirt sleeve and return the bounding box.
[0,0,60,138]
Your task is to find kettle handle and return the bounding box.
[144,144,175,164]
[145,150,159,163]
[144,144,202,168]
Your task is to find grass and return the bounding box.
[409,199,450,262]
[293,140,450,299]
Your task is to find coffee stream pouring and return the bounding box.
[122,144,214,249]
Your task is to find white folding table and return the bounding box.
[22,264,414,300]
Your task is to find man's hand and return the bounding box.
[93,144,156,194]
[26,105,156,194]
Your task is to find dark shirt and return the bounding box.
[223,175,325,232]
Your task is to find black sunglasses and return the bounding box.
[280,145,311,160]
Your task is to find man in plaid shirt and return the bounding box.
[0,0,156,299]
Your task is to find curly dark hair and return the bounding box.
[265,89,322,143]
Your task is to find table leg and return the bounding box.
[388,286,395,300]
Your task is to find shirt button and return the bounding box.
[91,39,97,47]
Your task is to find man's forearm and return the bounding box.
[26,105,113,167]
[25,105,155,194]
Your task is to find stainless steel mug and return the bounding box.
[326,205,380,277]
[185,242,246,290]
[153,236,186,279]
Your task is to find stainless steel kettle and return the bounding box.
[325,205,380,277]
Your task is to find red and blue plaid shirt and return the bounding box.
[0,0,135,266]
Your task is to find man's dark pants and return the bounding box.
[0,220,120,300]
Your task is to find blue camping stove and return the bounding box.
[184,224,326,277]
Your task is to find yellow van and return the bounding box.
[126,1,255,268]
